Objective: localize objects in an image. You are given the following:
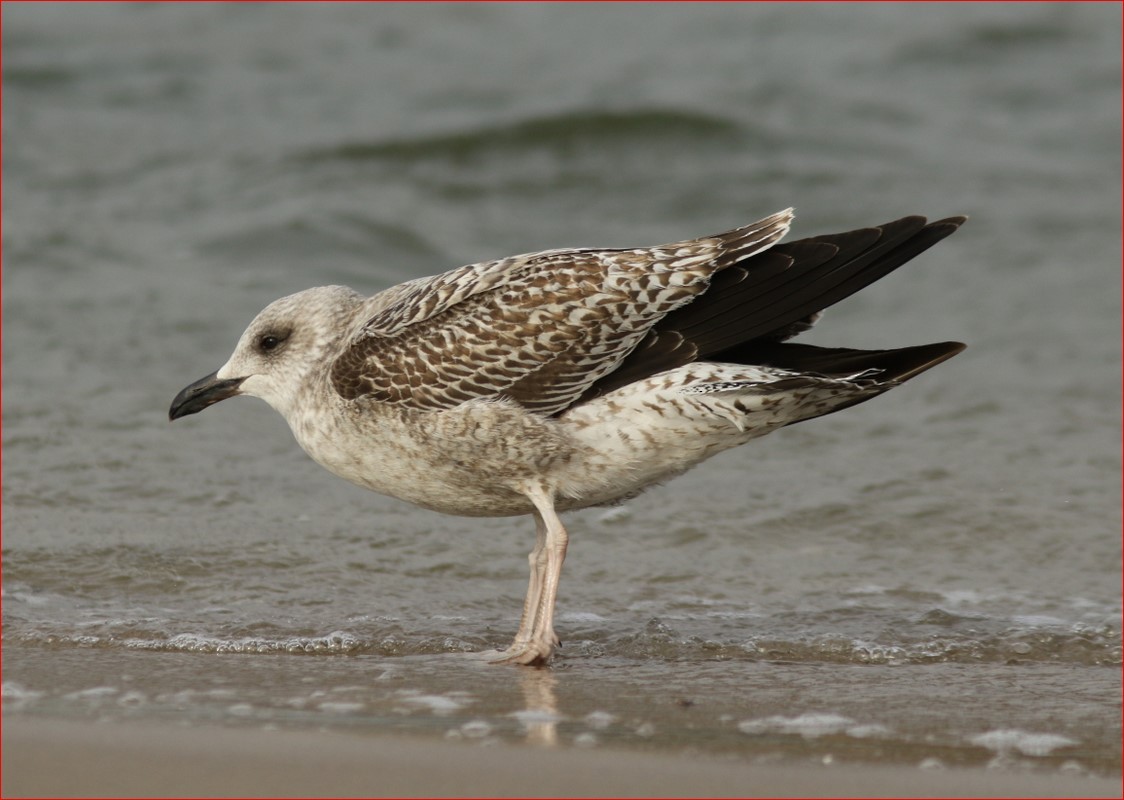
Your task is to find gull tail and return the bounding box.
[727,339,966,420]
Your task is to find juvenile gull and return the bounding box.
[170,208,966,666]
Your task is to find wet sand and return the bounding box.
[3,716,1119,798]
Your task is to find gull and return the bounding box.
[170,208,966,666]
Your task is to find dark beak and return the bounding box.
[169,372,246,421]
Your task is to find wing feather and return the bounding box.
[329,209,794,414]
[578,215,966,402]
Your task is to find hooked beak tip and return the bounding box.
[169,372,246,421]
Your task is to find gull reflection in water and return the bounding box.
[514,669,561,746]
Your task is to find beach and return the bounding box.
[5,716,1120,799]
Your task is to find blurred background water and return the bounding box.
[3,1,1120,778]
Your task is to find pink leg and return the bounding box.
[491,486,568,666]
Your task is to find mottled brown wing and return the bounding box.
[329,209,794,414]
[329,248,712,415]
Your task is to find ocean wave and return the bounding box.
[293,107,749,165]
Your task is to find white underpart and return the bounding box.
[554,363,877,506]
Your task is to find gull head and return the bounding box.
[170,285,363,421]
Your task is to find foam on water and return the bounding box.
[396,691,473,716]
[969,729,1080,758]
[738,713,847,738]
[1,682,46,711]
[5,603,1119,667]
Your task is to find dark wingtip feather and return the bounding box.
[878,340,966,383]
[720,340,967,422]
[714,340,966,385]
[577,213,967,409]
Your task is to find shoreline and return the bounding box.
[3,716,1120,798]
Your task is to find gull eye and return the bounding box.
[259,334,283,353]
